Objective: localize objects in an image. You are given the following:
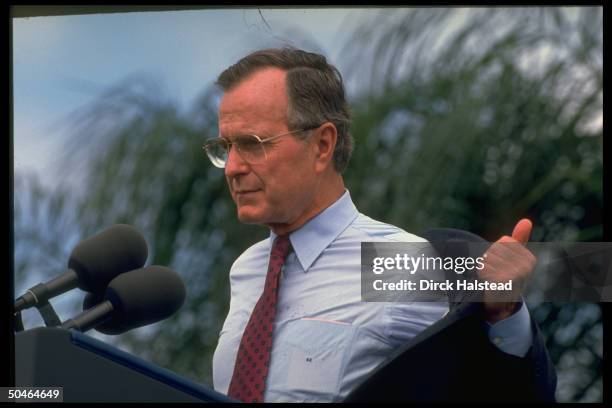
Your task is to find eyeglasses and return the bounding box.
[203,125,321,168]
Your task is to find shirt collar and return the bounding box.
[269,189,358,272]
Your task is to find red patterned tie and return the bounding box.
[227,235,291,402]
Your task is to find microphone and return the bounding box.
[14,224,148,312]
[62,265,186,334]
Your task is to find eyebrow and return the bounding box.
[219,128,260,138]
[221,130,278,142]
[219,133,256,142]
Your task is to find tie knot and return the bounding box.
[271,235,291,259]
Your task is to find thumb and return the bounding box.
[512,218,533,244]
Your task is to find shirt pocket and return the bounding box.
[276,318,357,400]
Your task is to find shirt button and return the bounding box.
[493,336,503,345]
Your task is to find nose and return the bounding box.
[224,144,250,179]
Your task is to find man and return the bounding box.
[206,48,554,402]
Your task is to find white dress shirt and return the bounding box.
[212,190,533,402]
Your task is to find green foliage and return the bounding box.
[341,8,602,402]
[343,7,602,243]
[14,7,602,402]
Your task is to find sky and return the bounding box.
[14,7,596,188]
[12,7,370,186]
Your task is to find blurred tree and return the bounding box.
[342,7,602,242]
[14,6,602,402]
[341,7,602,402]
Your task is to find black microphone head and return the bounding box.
[83,265,185,335]
[69,224,148,293]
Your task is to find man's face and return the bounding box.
[219,68,320,230]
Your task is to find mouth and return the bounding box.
[235,189,260,197]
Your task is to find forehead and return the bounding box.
[218,68,289,135]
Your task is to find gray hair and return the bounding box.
[216,47,353,173]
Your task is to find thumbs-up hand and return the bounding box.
[479,219,537,323]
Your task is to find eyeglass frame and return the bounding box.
[202,123,323,168]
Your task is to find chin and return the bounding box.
[236,207,266,225]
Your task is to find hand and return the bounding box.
[479,219,537,323]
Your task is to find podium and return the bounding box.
[15,327,235,402]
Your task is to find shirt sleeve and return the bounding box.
[485,301,533,357]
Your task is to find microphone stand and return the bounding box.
[36,300,62,327]
[14,311,24,332]
[14,300,62,332]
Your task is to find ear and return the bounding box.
[312,123,337,173]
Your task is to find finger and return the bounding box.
[512,218,533,244]
[492,235,524,257]
[487,241,534,267]
[486,238,534,268]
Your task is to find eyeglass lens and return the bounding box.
[205,135,266,168]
